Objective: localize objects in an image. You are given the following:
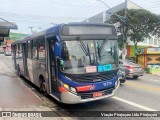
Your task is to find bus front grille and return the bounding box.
[74,72,116,83]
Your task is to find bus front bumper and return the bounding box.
[60,80,120,104]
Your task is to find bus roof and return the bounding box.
[12,23,117,45]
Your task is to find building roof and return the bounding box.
[0,21,18,37]
[0,21,18,29]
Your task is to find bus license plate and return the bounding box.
[93,92,104,97]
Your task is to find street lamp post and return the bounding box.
[97,0,127,60]
[29,27,42,34]
[97,0,125,23]
[28,26,33,34]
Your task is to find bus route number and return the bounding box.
[98,64,112,72]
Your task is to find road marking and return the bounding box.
[125,82,160,92]
[112,96,157,111]
[149,79,160,82]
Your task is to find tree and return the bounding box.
[153,15,160,38]
[106,9,159,55]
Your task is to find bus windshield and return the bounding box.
[60,39,118,74]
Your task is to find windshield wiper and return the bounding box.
[77,38,88,56]
[99,39,108,54]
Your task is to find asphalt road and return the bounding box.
[1,54,160,120]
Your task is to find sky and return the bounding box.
[0,0,159,34]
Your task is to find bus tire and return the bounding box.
[39,76,46,94]
[17,66,22,78]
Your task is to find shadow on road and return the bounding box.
[126,77,141,81]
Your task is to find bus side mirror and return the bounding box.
[56,56,63,65]
[56,56,62,61]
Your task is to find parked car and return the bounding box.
[118,69,126,84]
[4,46,11,56]
[119,60,144,79]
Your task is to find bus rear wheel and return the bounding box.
[39,77,46,94]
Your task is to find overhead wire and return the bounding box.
[130,0,160,12]
[66,0,96,18]
[0,17,17,28]
[68,1,100,20]
[2,0,159,33]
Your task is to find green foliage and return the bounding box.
[8,32,29,41]
[106,9,159,50]
[119,53,122,59]
[145,67,150,74]
[118,35,124,50]
[153,15,160,38]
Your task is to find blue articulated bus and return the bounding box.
[12,23,120,104]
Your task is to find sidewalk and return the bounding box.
[0,55,74,120]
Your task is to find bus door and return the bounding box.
[22,42,28,77]
[47,38,58,93]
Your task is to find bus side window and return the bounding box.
[19,44,22,58]
[32,39,38,60]
[38,37,45,61]
[16,44,19,58]
[51,41,55,66]
[27,41,32,59]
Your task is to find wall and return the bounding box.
[147,54,160,64]
[4,39,14,46]
[137,55,145,68]
[148,65,160,75]
[147,53,160,75]
[127,45,146,58]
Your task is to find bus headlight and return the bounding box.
[61,82,77,94]
[63,83,69,89]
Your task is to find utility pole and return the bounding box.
[122,0,128,60]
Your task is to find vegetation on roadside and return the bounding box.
[145,67,150,74]
[106,9,160,51]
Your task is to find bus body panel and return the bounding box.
[58,72,118,89]
[60,80,120,104]
[12,23,120,104]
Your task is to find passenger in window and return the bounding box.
[61,42,72,69]
[61,42,70,61]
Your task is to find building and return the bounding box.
[1,32,29,50]
[83,0,160,58]
[8,32,29,41]
[0,21,18,45]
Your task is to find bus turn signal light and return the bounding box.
[58,87,67,92]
